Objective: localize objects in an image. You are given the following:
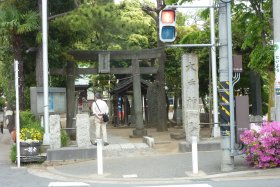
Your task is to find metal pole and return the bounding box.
[191,136,198,174]
[273,0,280,121]
[166,5,214,9]
[218,0,234,171]
[42,0,50,144]
[14,60,20,167]
[226,0,235,156]
[167,44,213,48]
[96,139,103,175]
[210,0,220,137]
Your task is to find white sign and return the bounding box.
[275,42,280,85]
[98,52,110,73]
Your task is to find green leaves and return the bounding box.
[249,45,274,72]
[0,7,39,34]
[17,11,39,34]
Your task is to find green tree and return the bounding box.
[232,0,273,117]
[0,1,39,109]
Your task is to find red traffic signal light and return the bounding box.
[159,9,176,42]
[161,10,175,24]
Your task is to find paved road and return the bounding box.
[2,128,280,187]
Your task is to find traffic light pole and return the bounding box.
[165,0,235,171]
[210,0,220,138]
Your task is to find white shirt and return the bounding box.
[92,99,109,116]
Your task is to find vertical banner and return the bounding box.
[275,42,280,95]
[98,52,110,73]
[219,81,230,136]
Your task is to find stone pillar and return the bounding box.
[132,59,147,137]
[49,115,61,149]
[182,54,200,144]
[76,114,91,147]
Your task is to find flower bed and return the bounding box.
[20,127,43,142]
[240,121,280,168]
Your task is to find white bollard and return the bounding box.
[96,139,103,175]
[192,136,198,174]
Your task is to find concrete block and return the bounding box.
[47,147,96,161]
[143,136,155,147]
[179,140,220,152]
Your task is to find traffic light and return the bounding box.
[159,9,176,42]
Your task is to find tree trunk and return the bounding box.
[36,44,44,87]
[36,0,44,87]
[12,34,25,110]
[155,54,168,132]
[154,0,167,131]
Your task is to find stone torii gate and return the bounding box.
[51,48,163,136]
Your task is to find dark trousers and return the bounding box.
[0,124,3,134]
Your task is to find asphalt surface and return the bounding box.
[2,127,280,185]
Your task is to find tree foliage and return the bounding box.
[232,0,273,115]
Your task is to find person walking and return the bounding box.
[91,92,109,146]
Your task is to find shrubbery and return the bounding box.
[240,121,280,168]
[19,111,44,142]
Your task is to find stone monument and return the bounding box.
[49,114,61,149]
[182,53,200,144]
[76,114,91,147]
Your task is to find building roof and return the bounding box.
[110,78,150,95]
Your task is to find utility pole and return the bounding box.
[273,0,280,121]
[218,0,234,171]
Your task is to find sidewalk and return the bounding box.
[2,126,280,184]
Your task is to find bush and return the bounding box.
[20,110,41,129]
[0,97,5,111]
[240,121,280,168]
[61,129,70,147]
[19,110,44,142]
[10,145,16,163]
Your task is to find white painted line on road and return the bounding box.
[137,184,212,187]
[122,174,138,178]
[48,182,90,187]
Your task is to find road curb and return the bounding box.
[25,164,280,185]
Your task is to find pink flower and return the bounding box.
[240,121,280,168]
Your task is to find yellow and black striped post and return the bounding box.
[219,81,230,136]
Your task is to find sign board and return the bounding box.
[30,87,66,115]
[98,52,110,73]
[275,42,280,85]
[233,55,242,73]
